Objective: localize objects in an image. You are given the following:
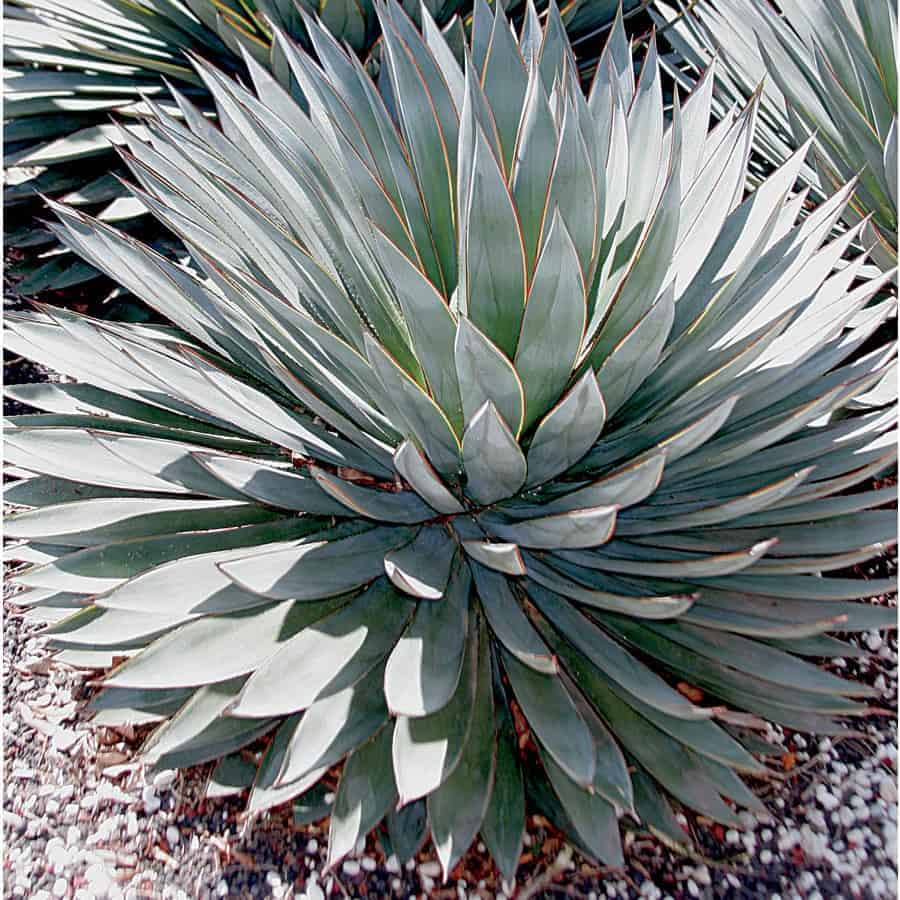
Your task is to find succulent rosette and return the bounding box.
[5,0,897,879]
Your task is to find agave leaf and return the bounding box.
[103,599,344,689]
[230,580,413,717]
[220,525,413,600]
[392,612,478,804]
[480,679,526,882]
[207,753,257,799]
[385,799,429,864]
[480,504,617,551]
[463,125,528,357]
[327,724,398,868]
[428,615,496,879]
[559,539,777,579]
[140,678,244,761]
[192,453,348,514]
[247,716,328,815]
[500,648,595,789]
[372,229,462,429]
[393,439,464,514]
[14,518,319,595]
[524,370,606,488]
[4,498,280,546]
[471,563,557,674]
[311,467,436,524]
[480,4,527,173]
[506,453,666,519]
[593,284,675,418]
[515,214,588,430]
[379,12,457,296]
[365,335,461,476]
[384,527,456,599]
[384,558,470,717]
[2,476,153,509]
[644,621,876,699]
[461,402,527,505]
[541,749,624,866]
[529,583,707,720]
[461,540,526,576]
[512,66,557,273]
[630,768,693,850]
[525,556,696,621]
[275,666,390,787]
[455,317,525,436]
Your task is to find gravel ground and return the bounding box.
[4,355,898,899]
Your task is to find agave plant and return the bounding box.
[4,0,632,296]
[653,0,898,275]
[4,0,431,294]
[5,0,897,879]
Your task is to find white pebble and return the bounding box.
[52,879,68,899]
[341,860,360,877]
[216,880,229,897]
[815,785,839,811]
[725,829,740,846]
[153,770,176,792]
[166,825,180,847]
[759,849,773,864]
[361,857,376,872]
[306,838,318,855]
[418,861,442,879]
[385,854,400,873]
[865,632,884,652]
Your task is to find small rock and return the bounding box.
[3,811,25,833]
[418,861,442,878]
[341,860,360,877]
[153,771,177,792]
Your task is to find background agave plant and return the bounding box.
[5,0,897,879]
[4,0,634,297]
[652,0,898,275]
